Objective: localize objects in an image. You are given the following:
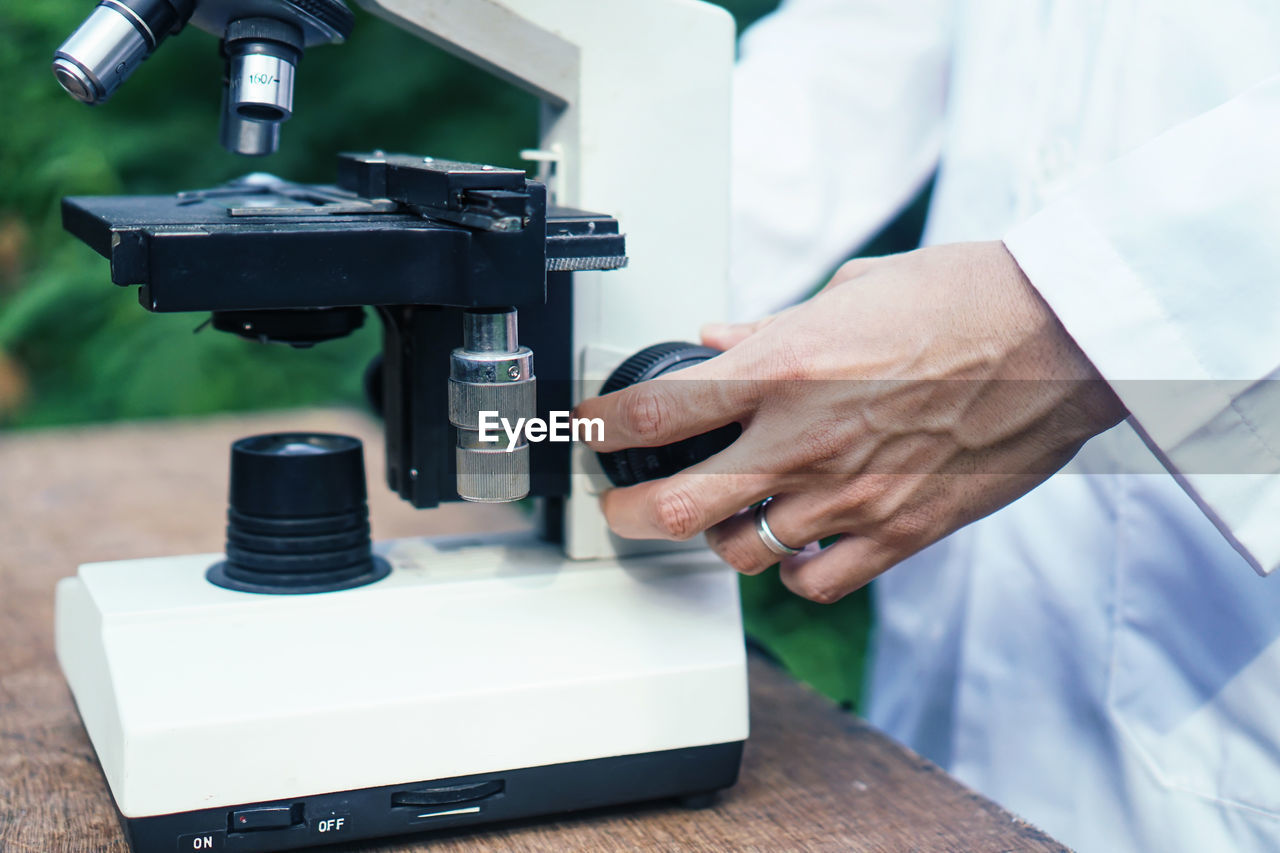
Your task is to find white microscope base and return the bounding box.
[56,532,749,852]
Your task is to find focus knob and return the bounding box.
[449,309,535,502]
[595,342,742,487]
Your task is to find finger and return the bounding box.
[777,535,899,604]
[705,495,838,576]
[600,448,774,541]
[574,359,754,453]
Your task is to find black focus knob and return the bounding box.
[207,433,390,595]
[595,342,742,487]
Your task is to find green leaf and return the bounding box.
[740,570,872,711]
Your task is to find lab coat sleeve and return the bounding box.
[1003,74,1280,576]
[730,0,956,321]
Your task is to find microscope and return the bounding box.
[50,1,748,851]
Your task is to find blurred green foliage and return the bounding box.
[0,0,883,711]
[0,1,784,428]
[0,3,537,426]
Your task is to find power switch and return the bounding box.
[229,805,299,832]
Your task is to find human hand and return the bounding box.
[574,241,1127,603]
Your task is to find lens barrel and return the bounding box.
[226,17,303,120]
[219,16,304,156]
[52,0,193,104]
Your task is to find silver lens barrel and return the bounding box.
[53,3,153,104]
[449,310,536,503]
[219,17,304,156]
[52,0,192,105]
[463,310,518,353]
[231,52,296,120]
[219,87,282,157]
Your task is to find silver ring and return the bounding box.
[755,497,801,557]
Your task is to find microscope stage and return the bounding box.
[61,161,626,315]
[56,532,749,851]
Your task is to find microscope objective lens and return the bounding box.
[216,16,306,155]
[52,4,154,104]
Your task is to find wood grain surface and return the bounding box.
[0,410,1067,852]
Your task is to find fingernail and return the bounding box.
[701,322,731,339]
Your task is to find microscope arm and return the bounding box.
[351,0,736,557]
[355,0,577,107]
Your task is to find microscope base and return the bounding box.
[55,533,749,852]
[108,741,743,852]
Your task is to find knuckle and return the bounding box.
[651,486,702,540]
[862,493,901,527]
[623,386,668,443]
[838,477,882,518]
[887,515,930,546]
[791,575,845,605]
[879,507,933,548]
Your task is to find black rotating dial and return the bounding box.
[595,342,742,487]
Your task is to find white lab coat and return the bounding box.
[731,2,1280,850]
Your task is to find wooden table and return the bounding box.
[0,410,1066,852]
